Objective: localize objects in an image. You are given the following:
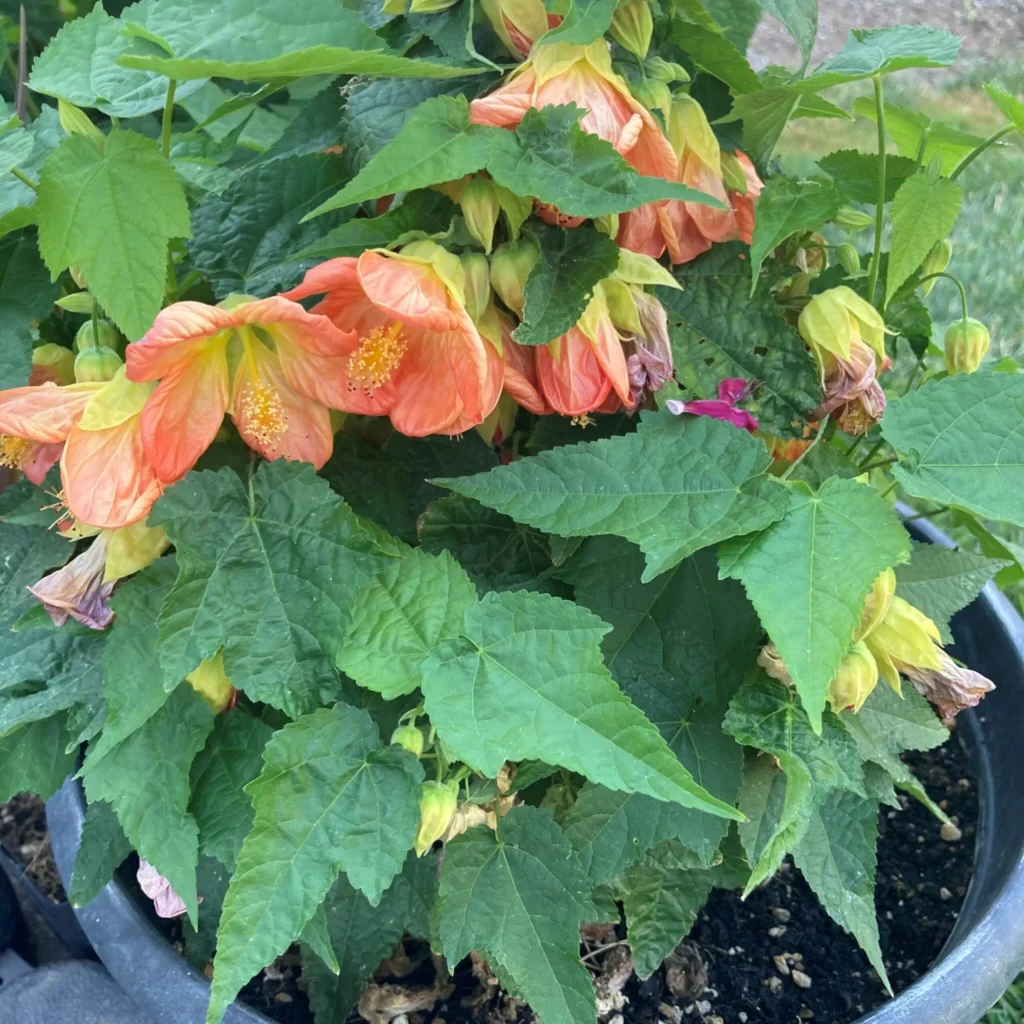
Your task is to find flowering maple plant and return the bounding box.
[0,2,1021,1023]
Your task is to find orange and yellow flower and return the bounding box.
[126,295,356,483]
[283,243,503,437]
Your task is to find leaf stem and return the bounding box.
[866,75,887,310]
[780,415,829,481]
[918,271,969,322]
[9,166,38,191]
[161,79,177,159]
[880,479,898,499]
[858,437,886,470]
[859,457,898,474]
[950,125,1016,181]
[902,505,949,522]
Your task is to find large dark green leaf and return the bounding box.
[0,233,60,389]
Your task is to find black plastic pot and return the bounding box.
[46,518,1024,1024]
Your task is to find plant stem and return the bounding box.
[3,51,39,119]
[845,434,868,457]
[918,271,969,322]
[858,437,886,470]
[161,79,177,159]
[880,480,898,499]
[866,75,887,310]
[781,415,829,481]
[9,166,37,191]
[903,505,949,522]
[859,457,898,474]
[950,125,1016,181]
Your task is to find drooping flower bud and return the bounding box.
[645,56,689,84]
[478,0,550,60]
[461,178,501,254]
[836,243,862,277]
[609,0,653,58]
[104,520,169,583]
[757,644,792,687]
[29,343,76,387]
[414,780,459,856]
[69,266,87,289]
[798,286,886,372]
[855,568,896,641]
[944,318,990,376]
[391,724,426,757]
[829,641,879,713]
[460,252,493,324]
[901,648,995,721]
[866,595,944,678]
[920,239,952,296]
[75,319,120,352]
[27,532,114,630]
[490,240,538,317]
[75,345,123,383]
[185,651,235,713]
[833,206,875,232]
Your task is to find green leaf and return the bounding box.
[182,856,231,970]
[321,431,498,545]
[338,549,478,700]
[116,0,480,81]
[0,713,75,802]
[250,82,345,166]
[662,245,821,439]
[793,790,890,990]
[748,176,843,286]
[754,0,818,71]
[151,461,406,720]
[84,559,178,767]
[885,170,962,306]
[68,798,132,908]
[189,155,353,299]
[437,805,596,1024]
[984,82,1024,132]
[513,223,619,346]
[541,0,619,45]
[438,412,788,581]
[303,854,437,1024]
[894,542,1007,643]
[0,233,60,389]
[883,371,1024,527]
[737,751,793,877]
[36,129,191,340]
[719,478,911,729]
[669,22,762,94]
[817,149,918,205]
[189,710,274,871]
[0,109,64,239]
[421,589,742,818]
[0,126,34,179]
[620,840,715,979]
[82,684,215,926]
[206,705,423,1024]
[27,5,206,119]
[419,495,553,594]
[726,88,802,164]
[698,0,763,50]
[799,26,961,91]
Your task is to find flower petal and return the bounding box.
[236,295,357,357]
[682,152,736,242]
[22,441,64,485]
[357,251,463,334]
[126,302,238,382]
[502,333,551,415]
[537,328,614,417]
[437,335,505,436]
[0,382,102,442]
[27,533,114,631]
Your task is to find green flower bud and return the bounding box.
[631,78,672,118]
[490,240,538,317]
[461,178,501,254]
[833,206,875,232]
[828,641,879,713]
[414,780,459,856]
[390,724,426,757]
[719,151,748,194]
[57,97,105,147]
[74,345,123,383]
[69,266,88,289]
[31,343,76,387]
[920,239,952,296]
[593,213,620,238]
[644,56,689,85]
[836,243,862,277]
[460,252,492,324]
[609,0,653,59]
[944,318,990,376]
[409,0,457,11]
[75,319,120,353]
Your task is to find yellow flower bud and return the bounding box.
[609,0,653,58]
[944,318,990,376]
[867,595,944,674]
[631,78,672,119]
[185,652,234,713]
[667,94,721,175]
[855,568,896,641]
[69,266,88,289]
[490,240,538,316]
[828,641,879,713]
[719,151,749,194]
[31,343,76,387]
[414,780,459,856]
[920,239,952,296]
[833,206,875,232]
[391,724,426,757]
[798,285,886,370]
[461,178,501,254]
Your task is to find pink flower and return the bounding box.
[665,378,759,432]
[27,531,114,631]
[137,860,188,919]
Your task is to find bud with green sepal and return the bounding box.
[610,0,653,59]
[75,319,120,353]
[490,240,538,317]
[720,151,749,194]
[944,318,990,376]
[829,641,879,713]
[414,780,460,856]
[836,243,862,277]
[920,239,952,296]
[391,724,426,757]
[593,213,619,238]
[833,206,875,232]
[461,178,501,254]
[31,343,76,386]
[75,344,123,383]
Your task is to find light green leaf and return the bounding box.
[541,0,619,45]
[68,798,132,908]
[421,590,742,818]
[27,5,206,119]
[755,0,818,71]
[82,684,216,926]
[437,805,596,1024]
[726,88,801,164]
[207,705,423,1024]
[84,558,178,767]
[719,478,910,730]
[303,854,437,1024]
[338,549,478,700]
[0,109,64,239]
[0,125,33,178]
[0,713,75,802]
[984,83,1024,132]
[662,244,820,439]
[151,461,405,720]
[817,149,918,205]
[0,233,60,389]
[189,154,352,299]
[737,750,796,878]
[117,0,479,81]
[793,790,890,990]
[894,541,1007,643]
[883,371,1024,527]
[513,223,619,347]
[36,129,191,340]
[669,22,762,94]
[748,176,843,286]
[189,710,274,871]
[438,412,787,581]
[885,170,962,306]
[620,840,715,979]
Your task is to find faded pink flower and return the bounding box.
[137,860,188,919]
[27,532,114,631]
[624,290,673,407]
[666,378,758,432]
[900,649,996,721]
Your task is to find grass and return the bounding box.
[983,975,1024,1023]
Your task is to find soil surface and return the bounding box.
[0,792,65,903]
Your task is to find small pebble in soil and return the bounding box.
[791,971,812,990]
[940,887,953,901]
[941,821,963,842]
[767,926,787,938]
[766,977,784,995]
[772,956,790,977]
[770,908,791,923]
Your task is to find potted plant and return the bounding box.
[1,1,1023,1023]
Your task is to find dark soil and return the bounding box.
[0,792,65,903]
